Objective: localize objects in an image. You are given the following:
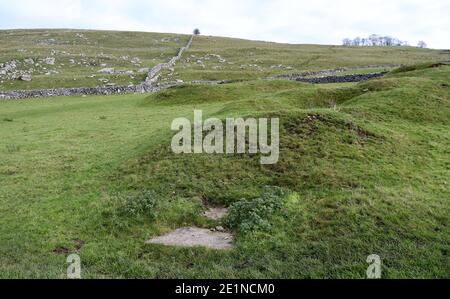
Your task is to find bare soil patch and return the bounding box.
[145,227,233,250]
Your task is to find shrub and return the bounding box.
[224,187,287,233]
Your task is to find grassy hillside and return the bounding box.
[1,29,448,91]
[159,35,450,82]
[0,29,189,90]
[0,63,448,278]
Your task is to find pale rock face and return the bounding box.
[20,74,32,81]
[138,68,150,74]
[98,68,115,74]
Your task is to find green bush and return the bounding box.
[224,187,287,233]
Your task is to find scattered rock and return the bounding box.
[24,58,34,65]
[146,227,233,250]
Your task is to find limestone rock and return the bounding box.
[44,57,55,65]
[98,68,115,74]
[19,74,32,81]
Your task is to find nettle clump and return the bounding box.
[116,190,161,219]
[224,187,287,233]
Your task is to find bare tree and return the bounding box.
[342,38,352,46]
[368,34,380,46]
[384,36,393,46]
[343,34,411,47]
[417,41,427,48]
[353,37,361,46]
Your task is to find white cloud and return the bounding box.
[0,0,448,48]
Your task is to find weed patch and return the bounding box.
[224,187,287,233]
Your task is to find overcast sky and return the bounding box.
[0,0,448,49]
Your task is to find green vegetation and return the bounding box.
[0,29,189,90]
[0,61,448,278]
[224,187,288,233]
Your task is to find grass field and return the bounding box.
[0,60,449,278]
[158,35,450,82]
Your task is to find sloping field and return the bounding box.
[158,35,450,81]
[0,29,189,90]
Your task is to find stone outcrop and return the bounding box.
[19,74,32,81]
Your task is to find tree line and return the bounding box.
[343,34,427,48]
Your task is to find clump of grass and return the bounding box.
[2,118,13,122]
[102,190,163,228]
[115,190,161,219]
[5,144,20,153]
[224,186,287,233]
[99,116,107,120]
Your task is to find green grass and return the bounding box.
[0,29,189,90]
[0,63,448,278]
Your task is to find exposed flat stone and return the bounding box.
[145,227,233,250]
[203,207,228,220]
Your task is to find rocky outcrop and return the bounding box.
[19,74,32,81]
